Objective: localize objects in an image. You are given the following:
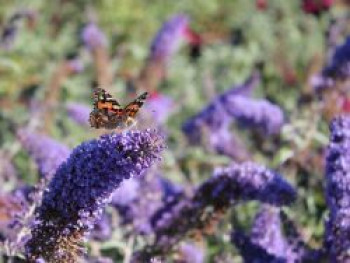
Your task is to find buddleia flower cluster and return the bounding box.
[112,174,181,235]
[280,211,320,262]
[0,192,28,243]
[17,129,71,179]
[25,129,164,262]
[112,173,164,234]
[182,71,284,159]
[149,14,189,62]
[177,242,204,263]
[232,205,318,262]
[66,102,91,127]
[182,71,261,145]
[137,14,197,93]
[111,178,140,207]
[249,205,286,258]
[324,115,350,262]
[232,231,285,263]
[221,95,284,135]
[65,56,84,75]
[89,211,112,241]
[81,22,107,50]
[323,36,350,80]
[313,35,350,91]
[132,162,295,261]
[229,115,350,262]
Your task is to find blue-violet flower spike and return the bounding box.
[232,231,286,263]
[17,129,70,179]
[133,162,295,261]
[66,102,91,127]
[221,95,284,135]
[325,116,350,262]
[150,14,189,62]
[250,205,286,258]
[323,36,350,80]
[81,22,107,50]
[25,129,164,262]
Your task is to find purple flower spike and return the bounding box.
[114,174,165,234]
[90,211,112,241]
[66,58,84,74]
[0,23,17,50]
[81,22,107,50]
[178,242,205,263]
[0,193,28,242]
[150,14,189,62]
[182,72,261,143]
[209,128,251,161]
[310,73,334,92]
[17,129,70,179]
[325,116,350,262]
[323,36,350,80]
[182,72,276,160]
[114,179,180,235]
[199,162,296,207]
[145,93,176,124]
[159,177,183,202]
[111,178,140,207]
[232,231,286,263]
[66,102,91,126]
[222,70,261,98]
[280,212,321,262]
[221,95,284,135]
[130,176,164,234]
[250,205,286,258]
[25,129,164,262]
[182,101,230,145]
[133,162,295,261]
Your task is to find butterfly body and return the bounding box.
[89,88,148,130]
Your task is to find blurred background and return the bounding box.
[0,0,349,262]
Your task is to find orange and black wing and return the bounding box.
[124,92,149,118]
[92,88,122,112]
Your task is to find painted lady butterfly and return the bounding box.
[89,88,148,129]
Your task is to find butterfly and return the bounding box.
[89,88,148,130]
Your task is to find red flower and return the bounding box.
[256,0,268,11]
[183,26,202,59]
[183,26,202,46]
[342,97,350,113]
[149,91,160,99]
[302,0,334,15]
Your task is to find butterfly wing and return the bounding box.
[90,89,148,129]
[92,88,122,112]
[124,92,149,118]
[90,88,123,128]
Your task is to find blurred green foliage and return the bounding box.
[0,0,347,261]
